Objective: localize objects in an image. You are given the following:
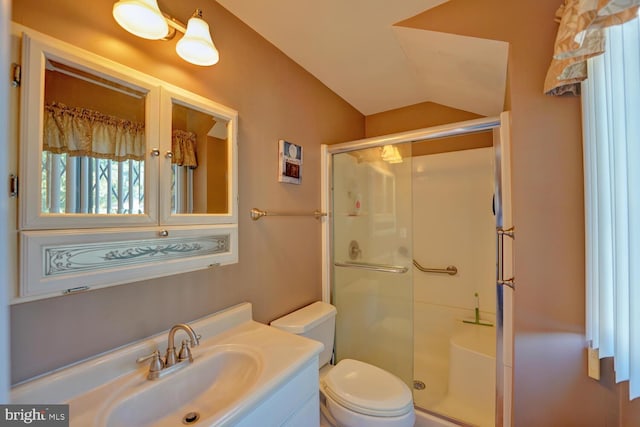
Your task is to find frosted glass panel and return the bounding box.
[332,144,413,386]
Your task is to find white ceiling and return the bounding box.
[216,0,509,116]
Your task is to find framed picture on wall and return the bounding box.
[278,140,303,184]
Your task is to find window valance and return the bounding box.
[44,102,200,168]
[544,0,640,96]
[171,130,198,168]
[43,102,145,161]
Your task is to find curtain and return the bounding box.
[44,102,199,167]
[544,0,640,96]
[582,17,640,400]
[43,102,145,161]
[172,130,198,168]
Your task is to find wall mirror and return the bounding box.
[19,29,238,230]
[42,60,147,215]
[159,87,237,225]
[15,25,238,302]
[171,104,227,214]
[20,31,160,229]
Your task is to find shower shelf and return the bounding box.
[334,261,408,274]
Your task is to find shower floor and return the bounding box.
[413,352,448,409]
[413,352,494,427]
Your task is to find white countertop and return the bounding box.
[12,303,323,426]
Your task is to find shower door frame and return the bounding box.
[321,112,514,427]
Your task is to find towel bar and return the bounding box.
[250,208,327,221]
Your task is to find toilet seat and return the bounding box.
[321,359,414,417]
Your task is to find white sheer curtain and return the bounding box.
[582,15,640,401]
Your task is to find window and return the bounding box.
[582,16,640,400]
[42,152,144,214]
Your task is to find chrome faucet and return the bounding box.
[136,323,201,380]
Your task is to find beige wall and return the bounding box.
[365,101,493,155]
[9,0,363,383]
[44,71,146,122]
[8,1,640,424]
[398,0,640,425]
[365,100,485,137]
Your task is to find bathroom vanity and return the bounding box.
[11,303,323,426]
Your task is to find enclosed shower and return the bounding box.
[321,116,514,427]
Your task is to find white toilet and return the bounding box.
[271,301,415,427]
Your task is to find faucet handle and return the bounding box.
[178,339,194,362]
[136,349,160,364]
[136,350,163,379]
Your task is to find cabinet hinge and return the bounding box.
[9,174,18,198]
[11,63,21,87]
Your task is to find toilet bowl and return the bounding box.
[271,302,415,427]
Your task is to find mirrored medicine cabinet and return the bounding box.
[14,25,238,302]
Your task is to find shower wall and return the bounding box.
[412,147,496,416]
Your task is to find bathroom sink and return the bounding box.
[12,303,324,427]
[99,345,263,427]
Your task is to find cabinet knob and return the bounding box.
[165,151,174,159]
[150,148,160,157]
[159,229,169,237]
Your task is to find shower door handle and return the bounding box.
[497,277,515,289]
[497,227,515,289]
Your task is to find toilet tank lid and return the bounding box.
[270,301,336,334]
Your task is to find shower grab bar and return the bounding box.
[412,259,458,276]
[334,261,408,274]
[250,208,327,221]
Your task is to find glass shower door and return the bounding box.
[331,143,413,386]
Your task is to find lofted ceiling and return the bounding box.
[215,0,509,117]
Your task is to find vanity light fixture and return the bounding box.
[112,0,168,40]
[176,10,219,66]
[112,1,220,66]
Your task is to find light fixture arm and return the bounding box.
[161,12,186,40]
[161,9,204,40]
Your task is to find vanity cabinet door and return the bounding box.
[20,224,238,300]
[158,87,238,225]
[19,31,161,230]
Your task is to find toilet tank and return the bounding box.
[270,301,337,367]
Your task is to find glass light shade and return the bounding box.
[112,0,169,40]
[176,15,219,66]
